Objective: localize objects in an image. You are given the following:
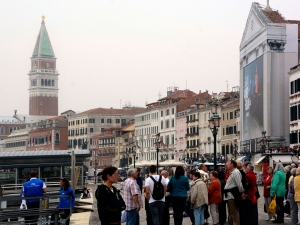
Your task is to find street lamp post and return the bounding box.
[208,101,221,171]
[132,145,136,168]
[234,139,238,159]
[94,151,98,184]
[154,133,161,173]
[261,130,267,153]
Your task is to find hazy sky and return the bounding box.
[0,0,299,115]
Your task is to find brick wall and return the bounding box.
[29,96,58,116]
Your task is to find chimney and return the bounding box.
[23,117,26,122]
[14,110,17,115]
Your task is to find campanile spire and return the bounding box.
[28,19,59,116]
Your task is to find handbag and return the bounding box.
[268,196,276,215]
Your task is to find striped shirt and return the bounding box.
[224,168,244,200]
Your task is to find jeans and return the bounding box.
[162,196,170,225]
[126,208,139,225]
[171,196,186,225]
[193,205,205,225]
[288,199,298,225]
[276,196,284,222]
[149,201,165,225]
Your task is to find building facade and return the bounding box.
[28,116,68,151]
[67,107,144,151]
[289,65,300,149]
[29,18,59,116]
[240,2,299,150]
[175,110,187,160]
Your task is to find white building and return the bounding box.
[289,65,300,148]
[240,2,299,151]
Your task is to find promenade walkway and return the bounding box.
[87,184,291,225]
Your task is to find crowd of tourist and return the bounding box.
[96,160,300,225]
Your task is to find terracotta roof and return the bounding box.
[49,116,67,121]
[262,8,300,38]
[60,110,75,114]
[79,107,145,115]
[158,89,196,101]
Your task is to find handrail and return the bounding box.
[0,194,73,225]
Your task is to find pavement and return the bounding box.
[86,184,291,225]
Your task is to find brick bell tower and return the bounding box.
[29,16,59,116]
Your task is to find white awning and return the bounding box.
[255,156,266,165]
[271,155,299,164]
[236,156,245,162]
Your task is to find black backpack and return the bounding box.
[150,175,164,200]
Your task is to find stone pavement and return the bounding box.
[87,184,291,225]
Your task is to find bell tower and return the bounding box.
[29,17,59,116]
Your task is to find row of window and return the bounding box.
[68,128,94,136]
[161,108,175,117]
[222,126,237,135]
[68,138,90,147]
[30,134,59,145]
[41,79,55,87]
[136,126,159,136]
[186,139,199,148]
[186,126,199,135]
[291,79,300,95]
[68,118,127,126]
[161,119,175,129]
[6,141,27,148]
[31,79,55,87]
[137,112,159,122]
[0,126,20,134]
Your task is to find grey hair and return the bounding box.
[284,166,291,173]
[291,163,296,167]
[291,168,297,176]
[274,163,284,172]
[247,164,254,172]
[127,168,137,177]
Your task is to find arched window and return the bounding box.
[9,127,13,133]
[55,133,59,143]
[52,80,54,86]
[41,79,44,86]
[48,80,51,86]
[45,80,47,86]
[0,126,4,134]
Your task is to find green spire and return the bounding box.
[32,20,55,58]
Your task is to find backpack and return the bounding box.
[150,175,164,200]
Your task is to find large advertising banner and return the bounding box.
[243,56,263,141]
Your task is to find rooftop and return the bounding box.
[32,20,55,58]
[79,107,144,115]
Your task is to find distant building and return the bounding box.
[135,87,196,165]
[28,116,68,151]
[29,18,59,116]
[67,107,144,151]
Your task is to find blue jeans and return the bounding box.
[193,205,205,225]
[126,208,139,225]
[149,201,165,225]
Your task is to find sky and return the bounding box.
[0,0,299,115]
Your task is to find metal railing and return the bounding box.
[0,194,73,224]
